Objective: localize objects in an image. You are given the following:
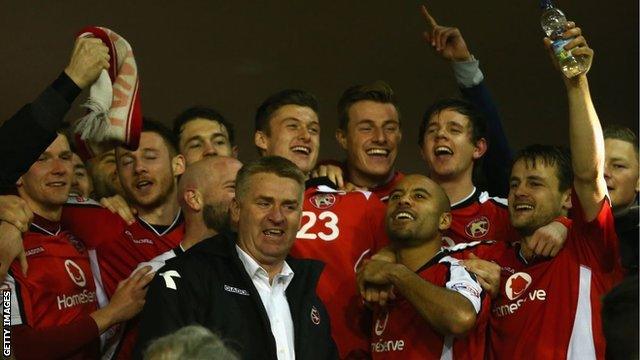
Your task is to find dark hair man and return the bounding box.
[357,175,494,358]
[61,120,186,358]
[489,25,623,359]
[254,89,320,175]
[173,106,237,165]
[254,89,389,357]
[134,156,242,273]
[136,156,337,359]
[335,81,403,198]
[4,133,151,359]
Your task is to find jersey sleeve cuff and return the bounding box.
[452,56,485,88]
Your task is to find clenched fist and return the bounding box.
[64,37,110,89]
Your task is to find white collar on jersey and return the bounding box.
[30,222,61,236]
[451,187,478,207]
[315,185,345,194]
[137,209,182,236]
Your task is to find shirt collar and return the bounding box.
[235,245,294,285]
[451,186,478,208]
[30,213,61,235]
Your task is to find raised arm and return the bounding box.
[0,37,109,190]
[546,24,605,220]
[420,4,512,196]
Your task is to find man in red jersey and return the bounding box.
[334,81,404,200]
[254,89,389,358]
[61,120,186,358]
[489,26,623,359]
[358,174,492,359]
[4,133,151,359]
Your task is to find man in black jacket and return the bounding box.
[136,156,337,359]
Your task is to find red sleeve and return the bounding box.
[366,194,389,253]
[61,199,122,248]
[568,189,619,273]
[12,315,100,359]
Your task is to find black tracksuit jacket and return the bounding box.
[135,232,338,359]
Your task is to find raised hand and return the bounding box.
[420,4,472,62]
[64,37,111,89]
[543,22,593,81]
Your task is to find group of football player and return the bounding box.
[0,5,637,360]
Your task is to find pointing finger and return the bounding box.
[420,4,438,29]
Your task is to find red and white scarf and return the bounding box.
[73,26,142,159]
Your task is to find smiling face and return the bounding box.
[255,105,320,174]
[604,138,639,211]
[232,172,303,267]
[116,131,184,210]
[421,108,485,182]
[178,118,235,165]
[17,134,73,216]
[337,100,401,184]
[508,158,571,236]
[385,175,451,247]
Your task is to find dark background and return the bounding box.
[1,1,637,173]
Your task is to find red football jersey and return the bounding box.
[61,197,184,359]
[290,180,389,359]
[489,193,623,359]
[6,216,99,359]
[61,197,184,298]
[370,242,493,359]
[444,188,518,246]
[315,160,404,201]
[370,171,405,201]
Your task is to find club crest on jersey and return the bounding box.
[465,216,490,238]
[374,310,389,336]
[64,259,86,287]
[309,193,336,209]
[310,306,321,325]
[505,272,532,300]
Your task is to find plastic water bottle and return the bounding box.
[540,0,586,78]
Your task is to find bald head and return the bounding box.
[179,157,242,201]
[178,156,242,233]
[397,174,450,212]
[386,174,451,246]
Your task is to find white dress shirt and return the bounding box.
[236,245,295,360]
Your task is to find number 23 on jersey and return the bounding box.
[297,211,340,241]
